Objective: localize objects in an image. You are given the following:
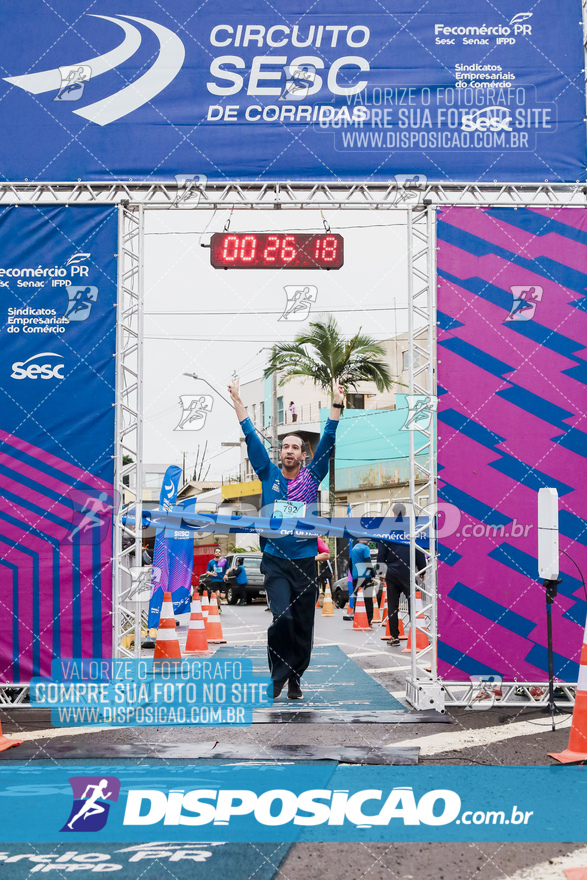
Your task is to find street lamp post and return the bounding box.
[183,372,232,407]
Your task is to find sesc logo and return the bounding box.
[11,352,65,380]
[461,107,513,133]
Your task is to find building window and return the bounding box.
[402,350,422,371]
[346,393,365,409]
[277,396,284,424]
[251,403,256,425]
[260,401,265,426]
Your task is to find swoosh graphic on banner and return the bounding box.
[74,15,185,126]
[2,15,142,94]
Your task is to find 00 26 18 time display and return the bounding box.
[210,232,344,269]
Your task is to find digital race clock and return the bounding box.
[210,232,344,269]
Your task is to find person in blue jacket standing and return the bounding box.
[350,537,376,625]
[228,557,248,606]
[228,376,344,700]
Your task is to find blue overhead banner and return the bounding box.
[0,1,584,183]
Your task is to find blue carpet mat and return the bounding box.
[0,843,291,878]
[214,644,406,712]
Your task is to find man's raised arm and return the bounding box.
[228,376,272,481]
[308,380,345,482]
[227,377,248,423]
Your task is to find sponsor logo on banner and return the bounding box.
[54,64,91,102]
[279,62,318,101]
[4,15,186,125]
[61,776,121,832]
[11,351,65,380]
[394,173,428,203]
[63,285,99,322]
[280,285,318,321]
[66,252,91,267]
[461,108,513,133]
[400,395,437,432]
[505,285,543,321]
[510,12,533,28]
[61,488,113,545]
[175,394,214,431]
[173,173,208,205]
[121,785,534,829]
[128,564,162,602]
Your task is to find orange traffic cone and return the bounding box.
[550,619,587,762]
[184,599,210,654]
[372,593,381,624]
[381,614,391,640]
[0,719,22,752]
[380,590,388,625]
[153,591,182,659]
[200,591,210,624]
[206,594,227,644]
[321,584,335,617]
[402,607,429,653]
[398,615,407,640]
[352,587,371,631]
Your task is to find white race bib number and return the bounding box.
[273,500,306,518]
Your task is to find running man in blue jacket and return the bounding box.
[228,377,344,700]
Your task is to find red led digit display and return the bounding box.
[210,233,344,269]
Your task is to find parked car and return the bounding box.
[198,553,266,605]
[331,550,384,609]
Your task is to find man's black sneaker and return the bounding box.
[287,678,303,700]
[270,679,287,700]
[388,638,401,647]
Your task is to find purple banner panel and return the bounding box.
[436,207,587,683]
[0,206,117,684]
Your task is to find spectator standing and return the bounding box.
[350,537,376,624]
[225,557,248,606]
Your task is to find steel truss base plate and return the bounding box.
[405,680,447,712]
[439,680,576,708]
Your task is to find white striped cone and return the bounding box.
[184,599,210,654]
[154,591,181,659]
[206,594,227,644]
[352,587,371,631]
[321,584,335,617]
[200,591,210,624]
[372,592,382,624]
[380,590,388,625]
[550,616,587,762]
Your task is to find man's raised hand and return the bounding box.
[228,376,240,402]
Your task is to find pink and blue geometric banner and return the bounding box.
[437,207,587,683]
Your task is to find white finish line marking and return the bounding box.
[16,726,110,741]
[504,845,587,879]
[392,716,572,755]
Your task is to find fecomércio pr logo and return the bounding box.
[61,777,121,833]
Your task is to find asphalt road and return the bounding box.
[1,600,583,880]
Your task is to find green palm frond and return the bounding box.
[264,315,397,395]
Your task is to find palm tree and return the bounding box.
[263,315,397,516]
